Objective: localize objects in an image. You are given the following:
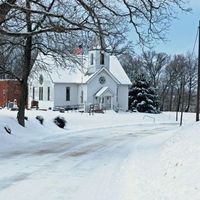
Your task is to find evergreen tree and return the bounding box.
[129,74,159,113]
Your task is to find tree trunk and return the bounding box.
[180,77,185,126]
[17,35,32,126]
[169,86,174,111]
[159,86,167,111]
[17,79,28,126]
[185,77,192,112]
[176,87,181,121]
[17,0,32,127]
[176,89,181,112]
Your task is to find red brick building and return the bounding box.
[0,80,21,107]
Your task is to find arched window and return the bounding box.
[90,53,94,65]
[39,87,43,100]
[66,87,70,101]
[100,53,104,65]
[32,87,35,100]
[47,87,50,101]
[81,90,84,103]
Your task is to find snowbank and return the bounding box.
[132,115,200,200]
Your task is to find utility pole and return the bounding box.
[196,20,200,121]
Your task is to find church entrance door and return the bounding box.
[96,96,112,110]
[103,96,111,110]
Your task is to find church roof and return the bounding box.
[109,56,131,85]
[33,54,131,85]
[95,87,114,97]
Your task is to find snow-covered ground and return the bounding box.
[0,109,199,200]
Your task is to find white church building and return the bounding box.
[28,47,132,112]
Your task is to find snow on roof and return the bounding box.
[95,87,114,97]
[34,54,131,85]
[48,68,91,84]
[109,56,132,85]
[33,54,91,84]
[95,87,108,97]
[95,87,112,97]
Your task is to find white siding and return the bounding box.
[28,72,54,109]
[54,83,78,107]
[118,85,129,111]
[87,71,117,107]
[77,84,87,104]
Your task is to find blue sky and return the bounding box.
[132,0,200,56]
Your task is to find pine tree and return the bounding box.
[129,74,159,113]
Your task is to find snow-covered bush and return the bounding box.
[129,74,159,113]
[36,115,44,125]
[54,116,66,128]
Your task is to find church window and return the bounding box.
[100,53,104,65]
[66,87,70,101]
[116,87,119,102]
[81,90,84,103]
[99,76,106,84]
[39,74,43,85]
[90,53,94,65]
[33,87,35,100]
[39,87,43,100]
[47,87,50,101]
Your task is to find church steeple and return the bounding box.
[87,38,110,74]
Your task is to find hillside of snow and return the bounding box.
[0,109,199,199]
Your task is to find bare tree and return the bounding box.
[120,49,197,113]
[119,52,144,83]
[184,53,197,112]
[166,55,187,114]
[141,50,169,88]
[0,0,190,126]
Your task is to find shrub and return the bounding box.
[36,115,44,125]
[54,116,66,128]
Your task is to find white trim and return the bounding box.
[86,67,121,84]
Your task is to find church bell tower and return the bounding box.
[87,42,110,74]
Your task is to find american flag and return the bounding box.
[74,44,83,55]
